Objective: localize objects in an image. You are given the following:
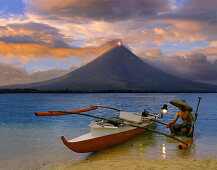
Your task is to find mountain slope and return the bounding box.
[1,45,217,92]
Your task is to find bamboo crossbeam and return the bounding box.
[93,105,122,111]
[151,119,168,125]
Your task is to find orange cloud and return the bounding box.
[134,48,163,58]
[210,41,217,47]
[198,47,217,57]
[0,40,119,61]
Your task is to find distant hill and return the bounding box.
[1,45,217,92]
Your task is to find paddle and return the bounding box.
[35,106,98,116]
[57,111,188,145]
[188,97,202,136]
[35,106,122,116]
[178,131,200,149]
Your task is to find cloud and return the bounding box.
[155,0,217,42]
[142,46,217,84]
[1,0,217,86]
[0,22,123,61]
[1,1,215,50]
[0,63,73,86]
[0,22,69,47]
[174,47,217,58]
[0,39,121,62]
[0,63,28,86]
[22,0,216,45]
[198,47,217,57]
[210,41,217,47]
[177,0,217,14]
[134,48,163,58]
[25,0,172,22]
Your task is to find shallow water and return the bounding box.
[0,93,216,169]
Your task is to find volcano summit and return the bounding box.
[1,45,217,92]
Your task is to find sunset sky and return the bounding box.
[0,0,217,85]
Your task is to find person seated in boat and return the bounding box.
[167,100,197,136]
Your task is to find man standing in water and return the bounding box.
[167,100,197,136]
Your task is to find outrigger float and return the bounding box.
[35,104,200,153]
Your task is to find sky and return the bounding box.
[0,0,217,86]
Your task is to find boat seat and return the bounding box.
[101,123,115,127]
[119,111,142,123]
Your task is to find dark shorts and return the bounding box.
[173,124,191,133]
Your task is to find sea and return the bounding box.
[0,93,216,169]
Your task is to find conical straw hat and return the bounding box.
[170,100,193,111]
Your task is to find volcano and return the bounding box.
[1,45,217,92]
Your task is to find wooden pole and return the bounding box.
[151,119,167,125]
[178,131,200,149]
[93,105,122,111]
[60,111,188,145]
[188,97,202,136]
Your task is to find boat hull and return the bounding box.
[61,123,154,153]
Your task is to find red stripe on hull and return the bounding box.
[61,123,154,153]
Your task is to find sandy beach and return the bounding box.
[48,157,217,170]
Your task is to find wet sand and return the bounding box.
[48,157,217,170]
[1,131,216,170]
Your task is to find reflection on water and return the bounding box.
[138,144,146,156]
[164,134,197,158]
[161,144,166,159]
[86,129,198,162]
[87,131,157,161]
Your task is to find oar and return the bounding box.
[35,106,122,116]
[59,111,188,145]
[188,97,202,136]
[35,106,98,116]
[178,131,200,149]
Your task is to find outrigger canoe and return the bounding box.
[61,114,157,153]
[35,106,159,153]
[35,105,200,152]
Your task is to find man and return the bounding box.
[167,101,197,136]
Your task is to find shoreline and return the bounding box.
[48,156,217,170]
[1,89,217,94]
